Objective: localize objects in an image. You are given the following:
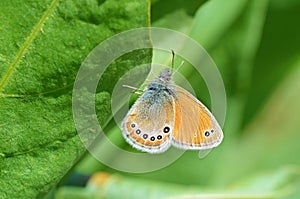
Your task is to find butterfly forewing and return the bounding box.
[122,90,175,153]
[171,85,223,150]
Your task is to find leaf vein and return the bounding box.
[0,133,78,158]
[0,0,59,92]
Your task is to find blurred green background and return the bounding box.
[54,0,300,198]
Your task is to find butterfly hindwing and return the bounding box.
[171,85,223,150]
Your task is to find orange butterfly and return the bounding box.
[122,51,223,153]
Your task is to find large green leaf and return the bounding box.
[0,0,150,198]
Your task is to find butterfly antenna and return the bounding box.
[171,49,175,73]
[170,50,185,76]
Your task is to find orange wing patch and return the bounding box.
[171,85,223,150]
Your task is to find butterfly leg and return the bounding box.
[122,85,144,94]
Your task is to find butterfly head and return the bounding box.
[156,50,184,83]
[157,68,173,83]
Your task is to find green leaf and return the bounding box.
[0,0,150,198]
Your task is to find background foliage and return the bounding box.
[1,0,300,198]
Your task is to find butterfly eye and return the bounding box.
[149,87,155,90]
[163,126,170,133]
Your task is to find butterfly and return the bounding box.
[121,51,223,154]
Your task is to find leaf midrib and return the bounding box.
[0,0,59,92]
